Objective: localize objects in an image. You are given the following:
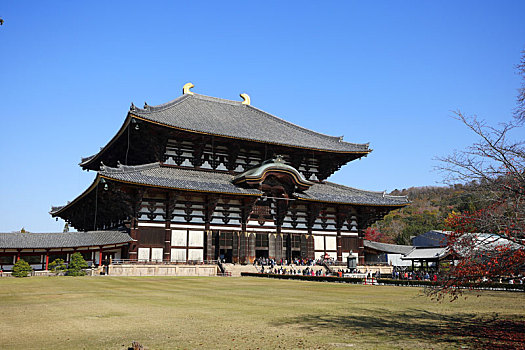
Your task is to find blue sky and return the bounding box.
[1,1,524,232]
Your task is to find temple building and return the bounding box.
[4,83,409,270]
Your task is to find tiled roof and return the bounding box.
[402,247,450,260]
[99,163,408,206]
[364,240,414,254]
[0,231,132,249]
[130,93,370,153]
[297,182,409,206]
[100,163,262,196]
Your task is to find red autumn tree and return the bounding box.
[428,52,525,301]
[364,227,393,244]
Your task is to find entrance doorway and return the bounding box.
[213,231,234,262]
[256,249,269,259]
[255,233,269,259]
[219,249,233,263]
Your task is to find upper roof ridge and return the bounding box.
[100,162,160,174]
[192,93,244,105]
[131,94,190,114]
[133,93,246,114]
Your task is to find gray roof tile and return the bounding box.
[402,247,450,260]
[297,181,409,206]
[100,163,408,206]
[0,231,132,249]
[130,93,369,153]
[364,240,414,254]
[101,163,262,196]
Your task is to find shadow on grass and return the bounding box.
[273,308,525,349]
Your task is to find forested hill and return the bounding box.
[368,184,486,245]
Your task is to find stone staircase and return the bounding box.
[221,263,259,277]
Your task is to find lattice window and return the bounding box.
[253,205,270,216]
[219,232,233,247]
[292,235,301,249]
[256,233,268,248]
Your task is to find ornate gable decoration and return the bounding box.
[232,156,314,194]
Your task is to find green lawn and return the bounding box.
[0,276,523,349]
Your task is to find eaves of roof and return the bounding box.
[0,231,132,249]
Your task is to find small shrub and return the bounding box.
[67,252,88,276]
[48,258,67,274]
[12,259,32,277]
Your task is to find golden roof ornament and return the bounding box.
[240,93,250,105]
[183,82,194,95]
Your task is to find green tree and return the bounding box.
[48,258,67,274]
[12,259,32,277]
[66,253,88,276]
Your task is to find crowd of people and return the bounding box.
[390,268,438,281]
[253,256,340,269]
[252,257,525,284]
[254,257,318,268]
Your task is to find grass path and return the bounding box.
[0,276,523,349]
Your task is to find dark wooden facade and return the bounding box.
[52,86,409,265]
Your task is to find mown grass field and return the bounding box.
[0,276,523,349]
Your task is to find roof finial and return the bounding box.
[183,82,194,95]
[240,93,250,105]
[130,102,136,111]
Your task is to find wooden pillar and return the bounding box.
[247,232,255,263]
[45,251,49,270]
[232,231,239,263]
[307,230,315,260]
[268,233,275,260]
[285,232,291,263]
[164,206,171,262]
[127,188,144,261]
[206,230,214,262]
[239,228,247,264]
[99,248,103,267]
[357,229,365,265]
[300,234,308,259]
[275,233,283,262]
[240,197,257,264]
[336,231,342,262]
[203,194,217,263]
[16,250,21,261]
[129,218,139,261]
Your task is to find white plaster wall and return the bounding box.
[138,248,150,261]
[189,231,203,247]
[171,248,186,262]
[188,248,203,262]
[325,236,337,251]
[151,248,163,262]
[314,235,324,250]
[171,230,187,246]
[388,253,411,267]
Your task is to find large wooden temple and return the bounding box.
[50,83,408,265]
